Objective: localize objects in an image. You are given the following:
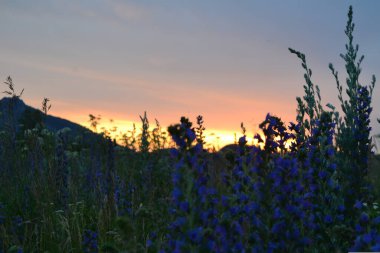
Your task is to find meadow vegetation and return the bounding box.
[1,6,380,252]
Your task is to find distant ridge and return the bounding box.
[0,96,91,135]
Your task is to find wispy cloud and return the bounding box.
[107,0,150,21]
[1,55,281,123]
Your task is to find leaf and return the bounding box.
[326,103,336,111]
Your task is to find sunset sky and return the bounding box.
[0,1,379,148]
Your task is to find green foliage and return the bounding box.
[139,111,150,153]
[88,114,101,132]
[195,115,206,146]
[0,5,379,253]
[329,5,376,207]
[3,76,24,98]
[288,47,323,141]
[41,97,51,115]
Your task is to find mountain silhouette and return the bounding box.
[0,96,91,135]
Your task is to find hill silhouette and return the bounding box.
[0,96,90,135]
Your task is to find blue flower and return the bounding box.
[354,200,363,209]
[221,195,229,207]
[233,221,244,235]
[373,216,380,225]
[82,229,98,253]
[326,147,334,157]
[188,227,203,243]
[318,170,328,179]
[271,221,285,234]
[360,212,369,223]
[233,242,244,252]
[273,207,283,219]
[170,148,179,158]
[193,143,202,153]
[355,224,363,233]
[179,201,189,212]
[371,244,380,251]
[172,187,182,201]
[363,233,372,244]
[239,136,247,146]
[172,217,187,228]
[328,163,337,171]
[324,215,333,224]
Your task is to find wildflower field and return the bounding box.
[1,6,380,253]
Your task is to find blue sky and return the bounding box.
[0,0,379,144]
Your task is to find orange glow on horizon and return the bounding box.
[79,118,255,149]
[73,117,274,151]
[37,105,296,150]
